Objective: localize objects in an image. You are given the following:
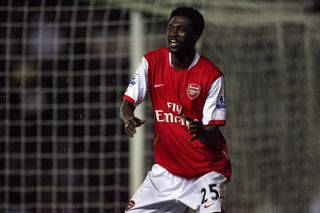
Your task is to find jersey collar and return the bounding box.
[169,51,200,70]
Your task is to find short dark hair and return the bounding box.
[169,7,204,34]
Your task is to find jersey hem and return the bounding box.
[155,161,231,180]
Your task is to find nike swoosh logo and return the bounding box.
[204,203,214,208]
[154,84,165,88]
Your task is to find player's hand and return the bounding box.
[123,117,146,137]
[119,100,146,137]
[183,115,203,142]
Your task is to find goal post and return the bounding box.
[129,10,146,196]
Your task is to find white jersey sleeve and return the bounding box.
[202,76,226,125]
[123,57,148,106]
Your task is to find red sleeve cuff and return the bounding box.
[208,120,226,125]
[122,95,136,105]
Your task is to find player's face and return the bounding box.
[166,16,199,54]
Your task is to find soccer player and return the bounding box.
[120,6,231,213]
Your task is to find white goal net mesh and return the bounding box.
[1,0,320,213]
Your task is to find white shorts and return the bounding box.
[125,164,228,213]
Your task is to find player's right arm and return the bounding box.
[119,100,145,137]
[119,57,148,137]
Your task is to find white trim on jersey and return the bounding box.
[125,57,148,106]
[202,76,226,125]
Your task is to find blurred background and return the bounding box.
[0,0,319,213]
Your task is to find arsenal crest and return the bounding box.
[186,83,201,100]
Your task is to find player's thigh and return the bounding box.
[125,164,188,212]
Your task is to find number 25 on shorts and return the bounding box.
[201,183,219,204]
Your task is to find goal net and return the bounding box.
[1,0,319,213]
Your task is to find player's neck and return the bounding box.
[170,49,196,70]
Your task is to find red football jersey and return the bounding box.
[123,48,231,179]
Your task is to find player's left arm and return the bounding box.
[185,75,226,147]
